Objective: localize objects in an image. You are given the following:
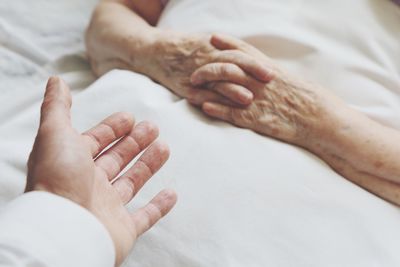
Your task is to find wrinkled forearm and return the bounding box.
[307,102,400,205]
[265,70,400,205]
[85,0,161,76]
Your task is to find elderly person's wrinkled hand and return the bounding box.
[144,31,274,106]
[85,1,273,106]
[192,34,343,147]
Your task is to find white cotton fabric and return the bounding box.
[0,192,115,267]
[0,1,400,267]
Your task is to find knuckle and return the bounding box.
[220,64,236,77]
[230,50,246,58]
[207,64,219,75]
[155,141,170,157]
[248,56,259,66]
[233,110,254,125]
[221,50,245,63]
[40,97,54,113]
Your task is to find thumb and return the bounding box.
[40,76,72,128]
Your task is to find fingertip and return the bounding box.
[40,76,72,126]
[156,188,178,214]
[211,33,221,40]
[151,139,170,163]
[202,102,216,115]
[45,76,62,96]
[210,33,228,49]
[135,120,159,139]
[47,76,69,93]
[116,111,135,129]
[260,68,275,82]
[238,90,253,105]
[161,188,178,203]
[46,76,59,90]
[202,101,212,110]
[210,33,220,46]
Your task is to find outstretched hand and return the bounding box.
[26,77,177,266]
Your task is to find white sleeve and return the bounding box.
[0,192,115,267]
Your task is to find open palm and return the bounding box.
[26,77,177,265]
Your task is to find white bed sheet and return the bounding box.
[1,1,400,266]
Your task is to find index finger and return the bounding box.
[82,112,135,158]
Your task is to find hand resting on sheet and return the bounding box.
[140,30,274,106]
[196,34,400,206]
[26,77,177,266]
[85,0,273,106]
[85,0,400,206]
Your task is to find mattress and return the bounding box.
[1,0,400,266]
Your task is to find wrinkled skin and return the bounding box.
[192,34,338,146]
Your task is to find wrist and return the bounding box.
[30,184,92,211]
[271,74,346,150]
[297,88,351,154]
[303,97,365,160]
[136,29,186,81]
[121,27,163,75]
[86,3,163,77]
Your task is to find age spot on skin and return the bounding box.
[374,161,384,169]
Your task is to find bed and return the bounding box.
[1,0,400,266]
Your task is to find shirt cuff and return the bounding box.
[0,191,115,267]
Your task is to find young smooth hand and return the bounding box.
[26,77,177,266]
